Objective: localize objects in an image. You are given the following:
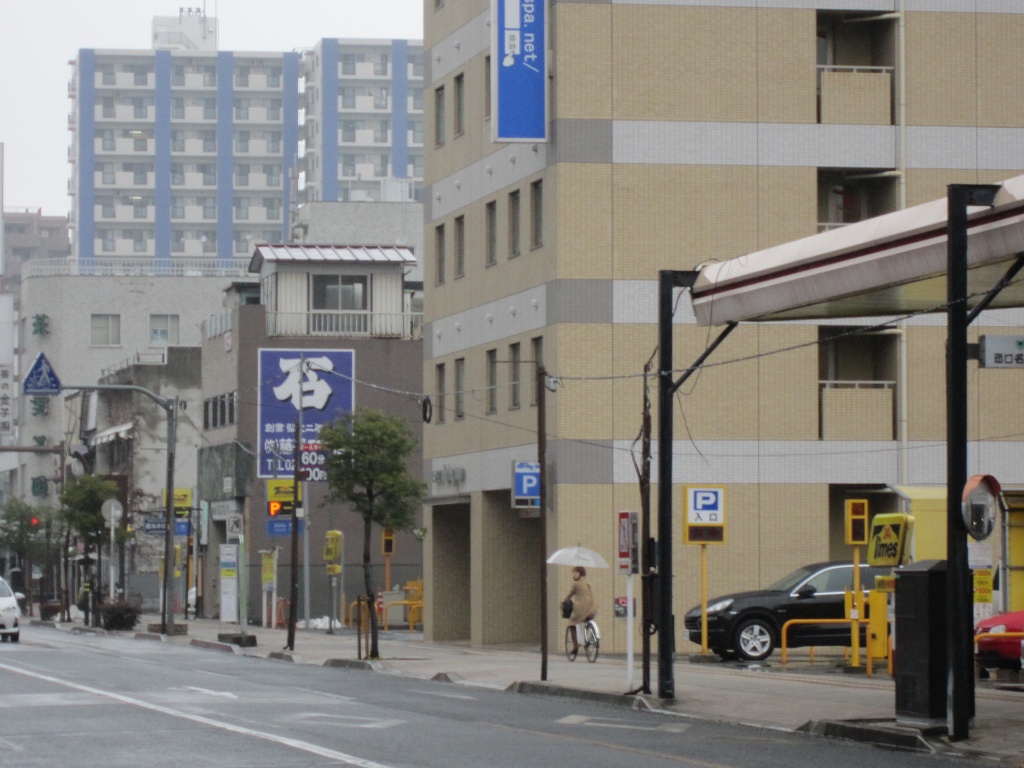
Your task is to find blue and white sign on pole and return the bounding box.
[492,0,547,142]
[512,461,541,509]
[23,352,61,395]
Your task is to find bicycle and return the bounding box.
[565,618,600,663]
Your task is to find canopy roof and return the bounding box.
[249,244,416,273]
[690,175,1024,325]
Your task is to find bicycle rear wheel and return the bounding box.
[584,623,599,663]
[565,626,577,661]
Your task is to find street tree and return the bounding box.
[59,475,119,611]
[0,498,47,609]
[321,408,426,658]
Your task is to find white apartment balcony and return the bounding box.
[267,310,423,339]
[817,65,893,125]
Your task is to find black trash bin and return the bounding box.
[894,559,946,729]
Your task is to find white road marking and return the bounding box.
[182,686,239,699]
[556,714,689,733]
[0,662,396,768]
[411,689,478,700]
[281,714,405,729]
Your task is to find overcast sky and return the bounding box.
[0,0,423,216]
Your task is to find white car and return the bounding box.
[0,577,23,643]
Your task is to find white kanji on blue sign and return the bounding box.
[258,349,355,479]
[685,486,725,524]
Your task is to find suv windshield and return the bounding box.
[766,564,820,592]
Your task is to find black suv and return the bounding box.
[683,561,889,661]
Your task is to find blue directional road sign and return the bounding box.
[267,518,305,537]
[175,520,191,537]
[512,461,541,508]
[23,352,61,395]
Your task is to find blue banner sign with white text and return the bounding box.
[492,0,547,141]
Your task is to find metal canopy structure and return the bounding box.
[689,174,1024,326]
[655,174,1024,741]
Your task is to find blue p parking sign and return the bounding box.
[513,461,541,507]
[684,485,726,544]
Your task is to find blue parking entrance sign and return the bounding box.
[23,353,61,395]
[513,461,541,508]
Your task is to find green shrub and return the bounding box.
[99,601,141,631]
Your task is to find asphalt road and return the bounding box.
[0,628,985,767]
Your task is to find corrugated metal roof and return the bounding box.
[249,244,416,273]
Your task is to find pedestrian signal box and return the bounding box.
[845,499,869,546]
[267,500,295,517]
[382,529,395,556]
[324,530,342,562]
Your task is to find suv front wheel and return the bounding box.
[734,616,775,661]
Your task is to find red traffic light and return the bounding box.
[30,516,39,527]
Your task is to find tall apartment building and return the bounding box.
[2,209,70,295]
[68,15,424,262]
[421,2,1024,650]
[302,38,424,204]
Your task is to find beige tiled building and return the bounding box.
[422,1,1024,652]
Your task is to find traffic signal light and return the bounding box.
[382,529,395,556]
[30,516,39,529]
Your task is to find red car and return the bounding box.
[974,610,1024,671]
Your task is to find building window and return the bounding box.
[235,67,249,87]
[436,363,446,424]
[149,314,180,346]
[434,86,445,147]
[454,358,465,420]
[341,87,356,109]
[311,275,367,310]
[508,190,521,258]
[485,201,497,267]
[374,87,388,109]
[90,314,121,346]
[454,216,465,278]
[484,56,491,119]
[453,73,465,136]
[201,231,216,253]
[235,131,250,153]
[101,130,115,151]
[342,120,357,142]
[531,336,543,404]
[510,342,521,409]
[486,349,497,413]
[234,198,249,220]
[264,198,281,220]
[435,224,446,285]
[235,164,250,186]
[202,131,216,152]
[203,98,216,119]
[202,197,216,219]
[530,180,543,248]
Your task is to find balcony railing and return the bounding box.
[266,310,423,340]
[819,379,895,440]
[25,258,252,278]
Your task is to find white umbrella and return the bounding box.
[546,546,609,569]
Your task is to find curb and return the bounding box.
[509,680,637,708]
[323,657,383,672]
[798,719,933,753]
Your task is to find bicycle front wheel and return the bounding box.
[565,626,576,661]
[584,624,599,663]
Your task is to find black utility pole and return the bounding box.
[285,354,306,651]
[538,363,548,682]
[945,184,999,740]
[657,270,735,700]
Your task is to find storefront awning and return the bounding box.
[91,422,134,446]
[690,174,1024,325]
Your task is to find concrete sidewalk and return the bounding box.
[52,614,1024,763]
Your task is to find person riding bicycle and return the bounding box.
[564,566,596,660]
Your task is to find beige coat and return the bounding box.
[565,577,596,623]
